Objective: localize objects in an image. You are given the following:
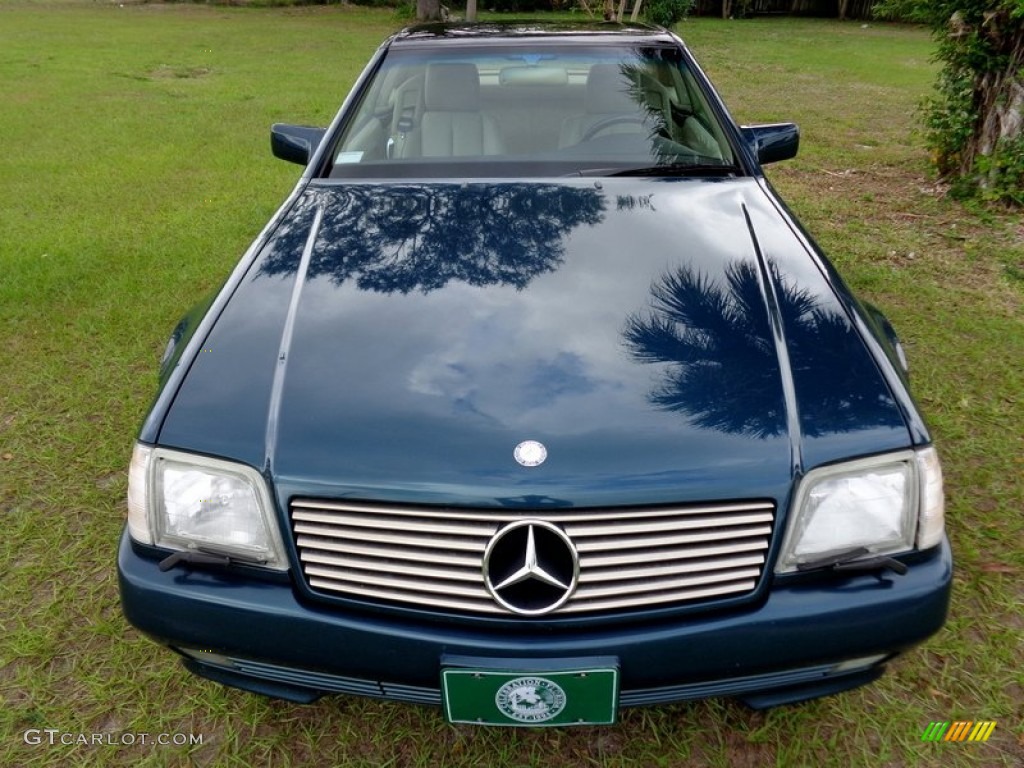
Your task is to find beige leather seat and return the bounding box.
[557,64,724,160]
[395,63,504,158]
[645,67,724,160]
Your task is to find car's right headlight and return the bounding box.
[775,447,944,573]
[127,443,288,570]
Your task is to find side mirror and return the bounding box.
[271,124,327,166]
[741,123,800,165]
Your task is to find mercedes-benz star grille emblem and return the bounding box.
[483,520,579,615]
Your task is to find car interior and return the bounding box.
[328,51,733,176]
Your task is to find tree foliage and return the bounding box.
[644,0,694,26]
[877,0,1024,204]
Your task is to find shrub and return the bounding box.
[644,0,693,28]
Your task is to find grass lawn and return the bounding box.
[0,3,1021,766]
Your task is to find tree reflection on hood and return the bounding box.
[624,260,902,439]
[257,184,606,294]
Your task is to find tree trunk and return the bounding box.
[958,14,1024,196]
[417,0,442,21]
[465,0,477,21]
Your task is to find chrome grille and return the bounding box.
[291,499,775,615]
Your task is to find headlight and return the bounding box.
[126,443,288,570]
[776,448,944,574]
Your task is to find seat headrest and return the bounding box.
[424,63,481,111]
[585,64,637,114]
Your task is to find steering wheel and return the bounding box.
[580,115,649,143]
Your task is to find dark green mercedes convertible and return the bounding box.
[118,22,950,726]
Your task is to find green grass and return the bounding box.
[1,5,1021,767]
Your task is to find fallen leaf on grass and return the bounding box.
[979,563,1017,574]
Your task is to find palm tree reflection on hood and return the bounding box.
[624,261,901,438]
[257,184,605,294]
[624,261,787,438]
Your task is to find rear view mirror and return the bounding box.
[271,124,326,166]
[741,123,800,165]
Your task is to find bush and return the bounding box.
[872,0,932,23]
[873,0,1024,205]
[644,0,693,27]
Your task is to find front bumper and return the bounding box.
[118,532,952,709]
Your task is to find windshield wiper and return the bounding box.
[566,163,738,178]
[796,547,909,576]
[608,163,740,178]
[158,548,268,572]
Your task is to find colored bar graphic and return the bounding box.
[945,721,972,741]
[968,722,997,742]
[922,721,996,742]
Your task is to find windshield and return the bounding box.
[326,43,736,179]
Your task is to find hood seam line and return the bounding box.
[741,202,804,477]
[264,204,325,474]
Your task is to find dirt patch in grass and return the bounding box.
[771,160,1024,316]
[147,64,213,80]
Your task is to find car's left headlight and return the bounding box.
[127,444,288,570]
[775,447,944,573]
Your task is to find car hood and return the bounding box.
[158,179,911,508]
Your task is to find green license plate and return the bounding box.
[442,667,619,726]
